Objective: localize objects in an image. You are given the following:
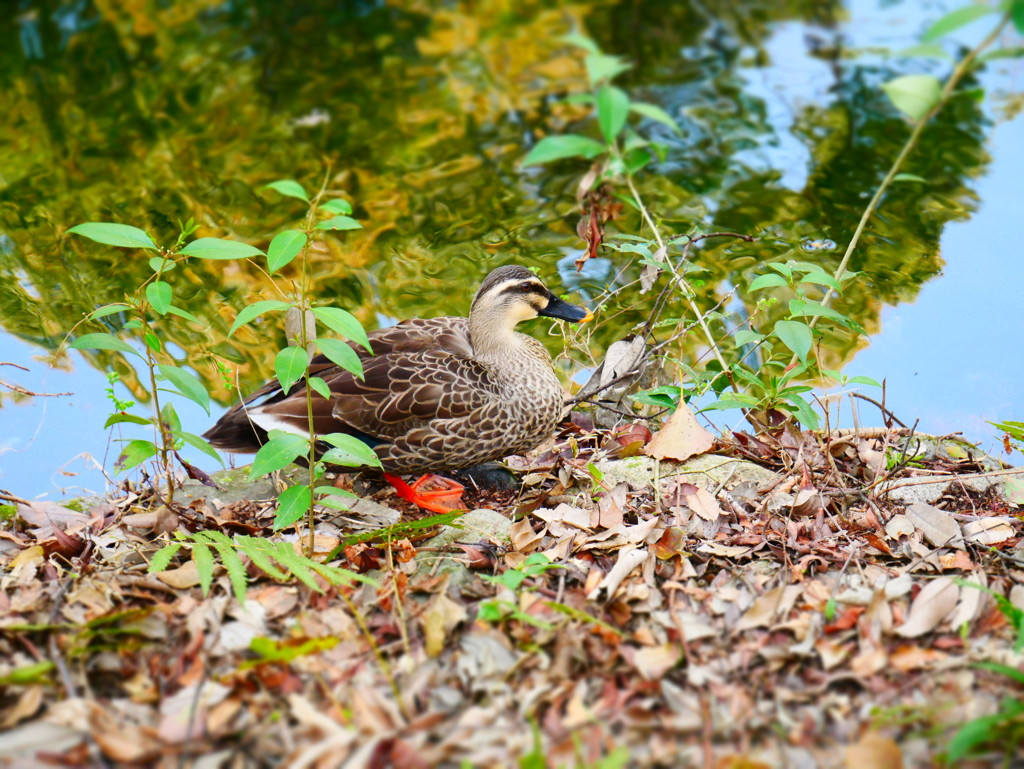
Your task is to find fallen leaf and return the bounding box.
[424,594,467,658]
[844,732,902,769]
[962,518,1014,545]
[644,401,714,462]
[696,542,750,558]
[680,484,723,522]
[884,514,915,539]
[895,577,958,638]
[624,643,681,680]
[155,560,202,589]
[889,644,947,672]
[736,585,802,631]
[905,502,963,550]
[587,546,648,601]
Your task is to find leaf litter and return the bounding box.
[1,417,1023,767]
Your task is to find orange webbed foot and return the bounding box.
[384,473,465,513]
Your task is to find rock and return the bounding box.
[595,453,778,493]
[412,508,512,587]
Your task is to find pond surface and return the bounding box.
[1,0,1021,500]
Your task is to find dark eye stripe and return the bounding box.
[498,282,546,298]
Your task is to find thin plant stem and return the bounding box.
[794,12,1010,358]
[298,167,333,557]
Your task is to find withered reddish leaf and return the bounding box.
[645,401,714,461]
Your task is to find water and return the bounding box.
[1,0,1021,500]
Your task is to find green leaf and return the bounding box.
[249,433,309,480]
[88,304,130,320]
[630,386,681,410]
[848,376,882,387]
[974,661,1024,686]
[311,307,371,351]
[146,280,172,315]
[149,256,176,273]
[191,541,214,596]
[922,5,995,43]
[788,299,850,325]
[881,74,942,121]
[319,199,353,215]
[274,347,308,394]
[315,216,362,231]
[584,53,631,84]
[892,173,928,183]
[597,85,630,144]
[320,432,382,468]
[274,485,313,530]
[157,364,210,415]
[780,393,820,429]
[145,332,162,353]
[262,179,309,202]
[67,223,157,250]
[315,338,364,379]
[69,332,142,359]
[629,102,681,133]
[161,400,182,435]
[267,230,306,273]
[308,376,331,400]
[798,272,843,292]
[977,46,1024,63]
[115,439,158,472]
[1014,1,1024,35]
[560,33,600,54]
[147,542,182,573]
[946,712,1009,761]
[892,43,953,60]
[167,306,204,325]
[173,431,224,466]
[733,330,765,346]
[228,300,292,336]
[773,320,813,364]
[179,238,266,260]
[104,413,152,428]
[749,273,789,291]
[314,485,358,499]
[521,134,607,166]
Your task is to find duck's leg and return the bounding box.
[383,473,465,514]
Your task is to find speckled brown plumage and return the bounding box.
[203,266,591,474]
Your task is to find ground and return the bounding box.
[1,415,1023,768]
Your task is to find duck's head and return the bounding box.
[470,265,593,330]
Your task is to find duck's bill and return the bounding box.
[539,295,594,323]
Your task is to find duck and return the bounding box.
[203,265,593,509]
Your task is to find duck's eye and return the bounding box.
[520,282,533,292]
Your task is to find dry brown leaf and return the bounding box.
[889,644,947,672]
[644,401,714,461]
[905,502,963,550]
[962,518,1014,545]
[626,643,681,680]
[681,484,723,522]
[696,542,750,558]
[509,517,543,552]
[884,514,915,540]
[155,560,202,589]
[587,546,648,601]
[895,577,959,638]
[735,585,802,631]
[844,732,902,769]
[424,593,467,658]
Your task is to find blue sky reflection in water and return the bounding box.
[0,0,1022,500]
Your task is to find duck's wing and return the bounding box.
[203,317,471,451]
[245,347,495,444]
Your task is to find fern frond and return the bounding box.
[191,541,215,596]
[195,532,248,603]
[236,535,289,580]
[148,542,182,573]
[263,541,321,592]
